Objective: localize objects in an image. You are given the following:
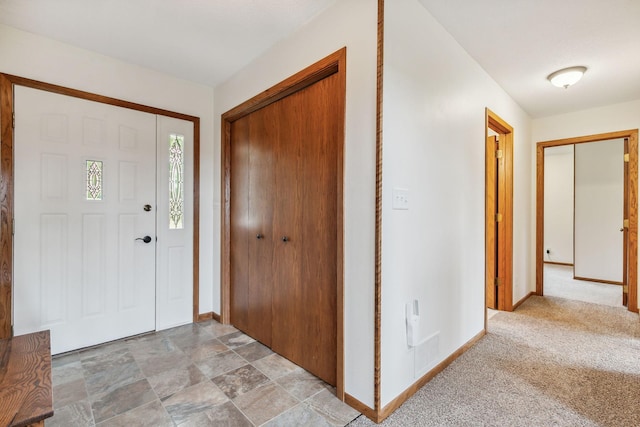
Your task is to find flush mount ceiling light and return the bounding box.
[547,66,587,89]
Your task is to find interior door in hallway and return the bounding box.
[14,86,157,354]
[485,110,514,312]
[486,135,498,309]
[574,139,624,284]
[230,73,340,386]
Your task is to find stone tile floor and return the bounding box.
[46,319,361,426]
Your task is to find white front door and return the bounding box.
[14,86,157,354]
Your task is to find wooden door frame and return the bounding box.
[220,48,346,398]
[536,130,639,313]
[0,73,202,339]
[485,108,514,312]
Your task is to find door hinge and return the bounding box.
[12,219,14,236]
[623,285,628,293]
[624,153,630,162]
[494,277,501,287]
[12,112,15,129]
[495,213,503,223]
[623,219,629,228]
[495,149,503,159]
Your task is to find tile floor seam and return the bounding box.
[87,342,156,425]
[100,363,165,426]
[274,377,304,403]
[79,362,97,426]
[228,397,259,427]
[78,360,90,421]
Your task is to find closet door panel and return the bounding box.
[230,118,251,333]
[271,77,338,386]
[271,95,304,362]
[299,76,338,385]
[246,107,276,346]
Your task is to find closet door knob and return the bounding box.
[256,233,264,239]
[282,236,289,242]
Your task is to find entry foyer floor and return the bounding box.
[46,319,360,426]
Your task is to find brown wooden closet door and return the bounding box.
[230,109,275,346]
[230,118,250,333]
[298,75,338,385]
[230,71,340,387]
[271,75,338,386]
[246,106,275,345]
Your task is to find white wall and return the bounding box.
[381,0,532,406]
[574,139,624,282]
[0,24,216,315]
[544,145,574,264]
[213,0,378,407]
[533,99,640,306]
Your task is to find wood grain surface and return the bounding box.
[0,330,53,427]
[374,0,384,415]
[0,75,14,340]
[222,48,346,396]
[485,135,498,310]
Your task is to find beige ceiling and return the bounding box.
[1,0,639,118]
[419,0,640,118]
[0,0,336,87]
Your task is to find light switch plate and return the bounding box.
[392,188,409,210]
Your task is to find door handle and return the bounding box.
[282,236,289,242]
[135,236,152,243]
[256,233,264,239]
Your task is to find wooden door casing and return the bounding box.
[623,137,629,306]
[485,135,497,310]
[496,135,508,310]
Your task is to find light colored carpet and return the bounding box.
[544,264,622,308]
[349,296,640,426]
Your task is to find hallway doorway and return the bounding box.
[485,109,514,311]
[536,129,639,313]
